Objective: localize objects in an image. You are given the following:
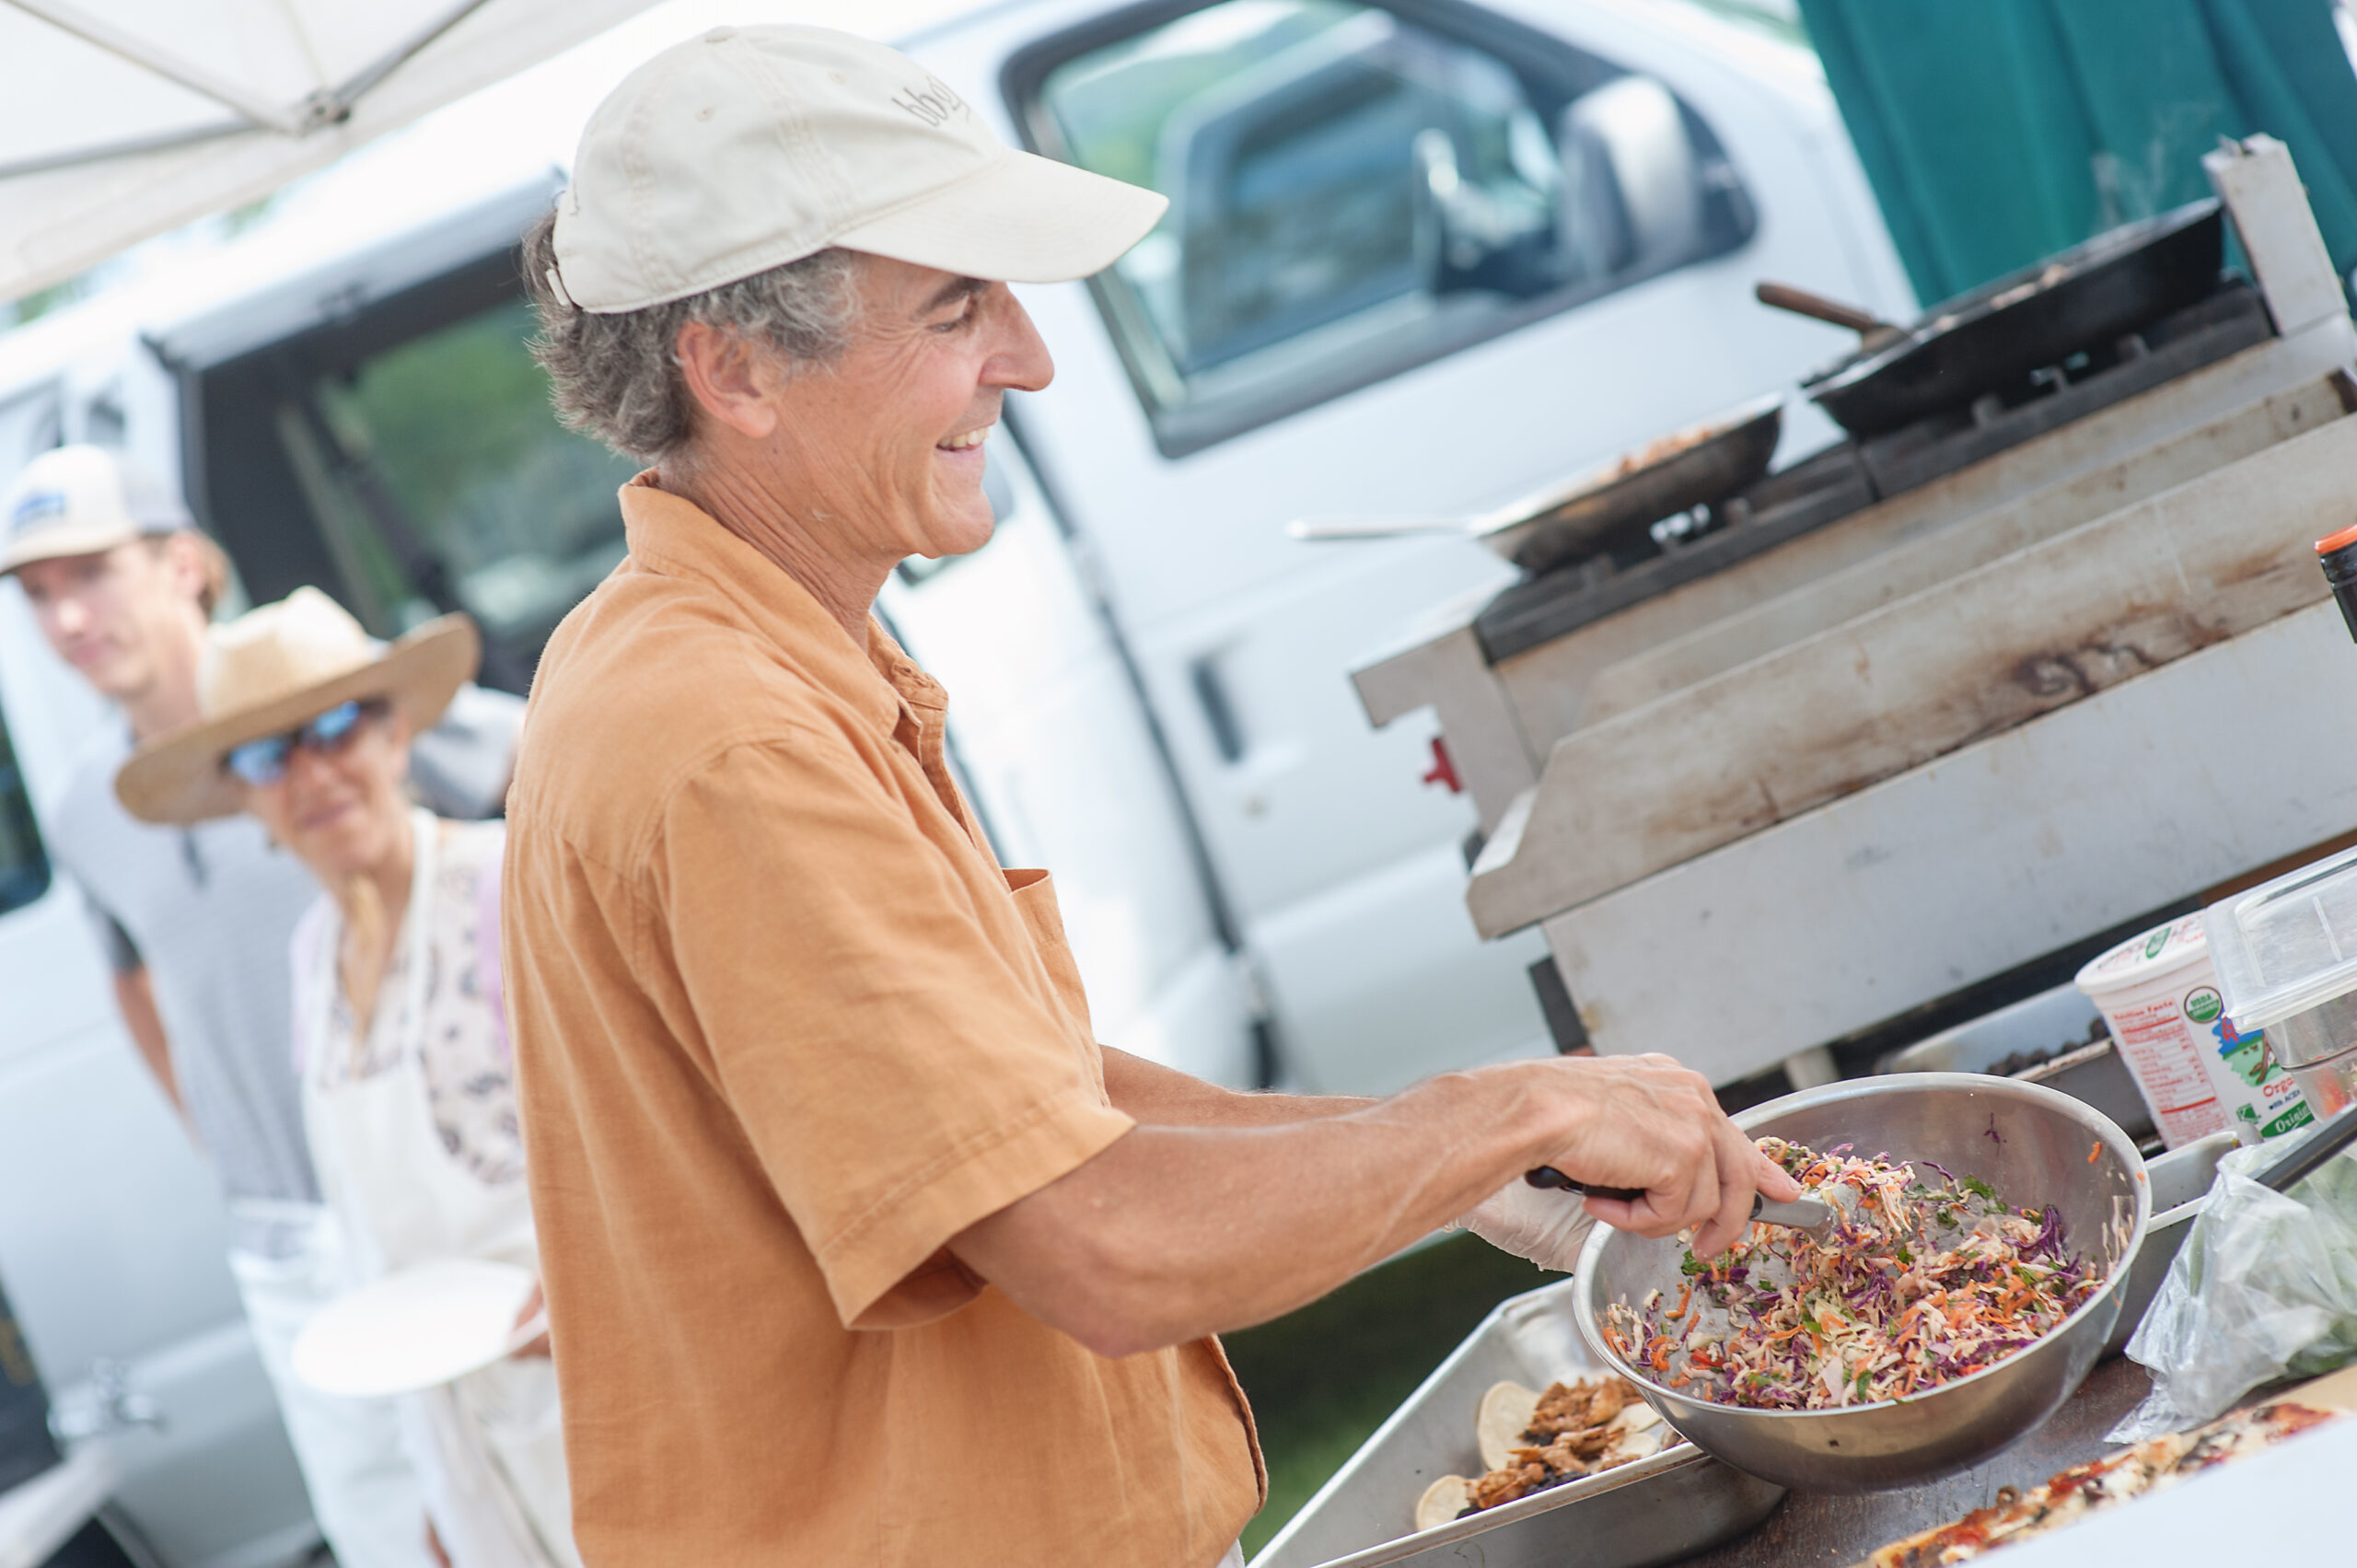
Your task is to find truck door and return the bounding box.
[916,0,1884,1092]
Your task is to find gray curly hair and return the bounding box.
[521,209,865,461]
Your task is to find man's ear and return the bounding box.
[674,321,784,441]
[156,532,212,603]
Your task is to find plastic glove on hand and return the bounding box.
[1453,1176,1597,1272]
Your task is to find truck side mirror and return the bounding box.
[1410,128,1462,287]
[1555,75,1705,280]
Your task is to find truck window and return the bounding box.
[198,279,642,694]
[1011,0,1756,455]
[293,297,641,686]
[0,706,50,919]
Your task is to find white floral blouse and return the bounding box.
[293,817,523,1185]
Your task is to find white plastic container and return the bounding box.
[2207,844,2357,1118]
[2075,913,2310,1147]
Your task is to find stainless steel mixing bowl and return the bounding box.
[1572,1074,2149,1493]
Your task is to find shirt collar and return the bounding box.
[618,475,943,741]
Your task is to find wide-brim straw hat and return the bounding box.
[118,587,479,825]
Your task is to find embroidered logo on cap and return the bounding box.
[7,489,66,534]
[891,75,970,129]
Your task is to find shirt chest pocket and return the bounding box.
[1002,869,1099,1073]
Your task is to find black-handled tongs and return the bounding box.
[1525,1166,1838,1233]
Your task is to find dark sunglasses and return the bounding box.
[223,698,389,786]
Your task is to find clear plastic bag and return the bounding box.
[2111,1132,2357,1442]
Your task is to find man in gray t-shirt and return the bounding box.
[4,446,519,1568]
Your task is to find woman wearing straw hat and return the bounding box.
[119,588,579,1568]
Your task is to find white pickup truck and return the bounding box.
[0,0,1910,1560]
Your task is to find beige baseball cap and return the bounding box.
[2,445,194,575]
[549,24,1168,313]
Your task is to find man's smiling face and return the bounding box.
[758,256,1053,568]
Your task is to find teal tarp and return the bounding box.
[1794,0,2357,306]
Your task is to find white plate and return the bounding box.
[293,1258,537,1398]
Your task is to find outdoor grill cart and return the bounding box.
[1349,135,2357,1095]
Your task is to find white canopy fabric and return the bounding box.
[0,0,663,303]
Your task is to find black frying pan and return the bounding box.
[1288,394,1783,575]
[1802,198,2228,438]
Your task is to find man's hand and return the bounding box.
[1514,1053,1800,1260]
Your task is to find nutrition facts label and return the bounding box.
[2106,994,2231,1145]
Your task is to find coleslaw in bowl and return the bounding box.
[1573,1074,2148,1493]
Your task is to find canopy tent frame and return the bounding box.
[0,0,679,304]
[0,0,498,177]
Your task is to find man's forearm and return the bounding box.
[1101,1045,1370,1127]
[958,1062,1561,1355]
[956,1051,1788,1360]
[111,967,182,1115]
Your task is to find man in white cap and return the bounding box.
[505,27,1794,1567]
[0,445,524,1568]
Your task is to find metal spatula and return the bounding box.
[1524,1165,1839,1234]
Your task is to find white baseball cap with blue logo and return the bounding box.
[1,445,193,576]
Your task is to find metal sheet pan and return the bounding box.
[1253,1278,1782,1568]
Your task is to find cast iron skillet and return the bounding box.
[1805,198,2227,437]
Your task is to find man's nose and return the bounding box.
[49,594,90,635]
[982,284,1055,394]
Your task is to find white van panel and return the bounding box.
[878,436,1260,1087]
[1252,841,1555,1095]
[0,988,314,1567]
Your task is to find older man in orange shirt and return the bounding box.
[502,26,1798,1568]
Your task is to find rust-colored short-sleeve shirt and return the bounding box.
[503,480,1261,1567]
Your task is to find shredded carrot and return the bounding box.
[2088,1141,2103,1164]
[1603,1135,2102,1413]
